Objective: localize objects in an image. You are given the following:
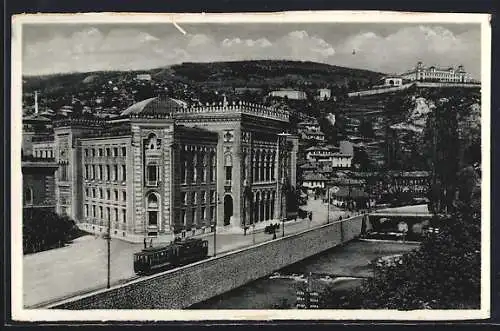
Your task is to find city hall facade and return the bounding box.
[50,97,298,242]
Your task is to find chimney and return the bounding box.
[34,91,38,114]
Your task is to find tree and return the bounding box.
[321,164,481,310]
[352,148,371,171]
[23,209,82,254]
[359,118,375,138]
[423,96,460,214]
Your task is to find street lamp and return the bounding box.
[326,186,330,224]
[277,132,291,238]
[213,193,222,256]
[103,215,111,289]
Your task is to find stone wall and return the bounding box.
[51,215,364,310]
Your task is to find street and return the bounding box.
[23,198,352,308]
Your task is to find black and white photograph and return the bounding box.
[10,11,491,321]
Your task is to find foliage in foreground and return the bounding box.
[23,208,85,254]
[321,168,481,310]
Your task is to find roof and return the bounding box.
[23,114,52,122]
[386,170,430,177]
[331,187,368,198]
[121,96,187,116]
[305,146,330,152]
[175,125,218,141]
[303,173,328,181]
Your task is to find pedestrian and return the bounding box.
[150,238,153,247]
[143,237,147,249]
[273,231,277,240]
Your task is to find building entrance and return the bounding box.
[224,195,233,226]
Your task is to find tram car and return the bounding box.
[133,238,209,275]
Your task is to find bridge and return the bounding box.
[46,215,364,310]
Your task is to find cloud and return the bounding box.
[22,25,480,78]
[334,25,480,77]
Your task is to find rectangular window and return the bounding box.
[122,209,126,223]
[99,206,103,219]
[122,191,127,202]
[201,206,206,220]
[106,148,111,157]
[121,165,126,181]
[114,208,119,222]
[85,149,89,157]
[225,166,232,181]
[85,188,89,197]
[147,165,157,184]
[98,165,103,180]
[121,147,126,157]
[106,165,110,180]
[92,188,96,198]
[148,211,158,225]
[114,189,119,201]
[107,189,111,200]
[106,207,110,221]
[84,204,88,217]
[182,192,187,205]
[201,191,206,204]
[181,159,187,184]
[210,190,216,203]
[91,165,96,179]
[98,148,103,157]
[181,209,186,226]
[192,192,197,205]
[113,165,118,181]
[113,147,118,157]
[192,208,197,224]
[92,149,96,157]
[210,206,215,221]
[99,188,103,199]
[92,205,96,218]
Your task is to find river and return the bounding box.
[189,240,419,309]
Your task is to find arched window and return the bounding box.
[24,187,33,205]
[146,192,160,226]
[210,152,216,183]
[193,153,198,183]
[146,133,161,150]
[224,153,232,182]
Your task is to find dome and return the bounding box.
[121,96,187,116]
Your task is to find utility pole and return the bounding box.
[326,186,330,224]
[106,216,111,289]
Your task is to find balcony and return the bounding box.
[146,180,159,187]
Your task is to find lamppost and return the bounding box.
[213,193,222,256]
[104,214,111,289]
[277,132,291,238]
[326,186,330,224]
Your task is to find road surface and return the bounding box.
[23,198,353,307]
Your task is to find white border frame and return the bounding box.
[11,10,491,321]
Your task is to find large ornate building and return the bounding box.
[401,61,472,83]
[49,97,298,242]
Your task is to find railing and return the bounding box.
[22,155,57,162]
[177,101,289,122]
[31,136,54,143]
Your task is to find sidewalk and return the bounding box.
[23,198,362,307]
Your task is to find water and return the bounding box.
[190,240,418,309]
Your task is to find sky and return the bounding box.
[21,22,481,78]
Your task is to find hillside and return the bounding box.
[22,60,384,99]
